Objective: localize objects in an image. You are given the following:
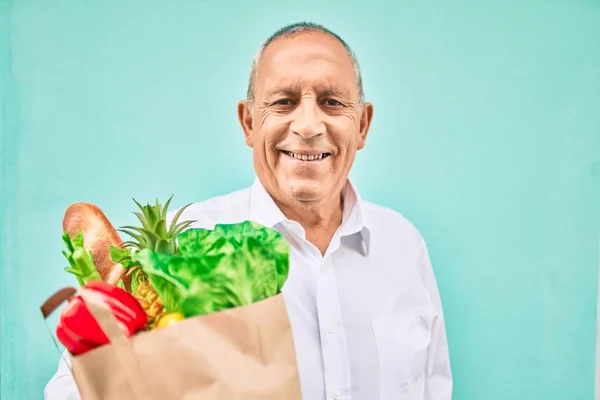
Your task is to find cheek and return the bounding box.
[330,122,360,158]
[255,140,276,169]
[258,131,285,166]
[262,119,287,149]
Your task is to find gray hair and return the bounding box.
[246,22,364,108]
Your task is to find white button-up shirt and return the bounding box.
[45,178,452,400]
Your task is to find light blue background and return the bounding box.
[1,1,599,399]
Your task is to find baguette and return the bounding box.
[62,202,130,290]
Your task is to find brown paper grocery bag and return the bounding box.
[42,287,302,400]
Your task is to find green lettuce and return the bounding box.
[131,221,290,317]
[62,231,103,286]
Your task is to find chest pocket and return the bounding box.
[372,314,433,400]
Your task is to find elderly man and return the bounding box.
[45,22,452,400]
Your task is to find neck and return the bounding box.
[275,193,344,256]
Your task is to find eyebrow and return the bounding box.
[265,87,298,98]
[264,83,351,99]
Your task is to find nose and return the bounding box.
[289,99,325,139]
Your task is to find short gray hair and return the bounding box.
[246,22,364,108]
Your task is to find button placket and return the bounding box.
[320,262,327,274]
[316,256,351,400]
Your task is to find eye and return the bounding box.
[272,99,294,106]
[323,98,343,107]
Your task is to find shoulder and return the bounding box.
[362,200,426,250]
[363,200,443,309]
[166,187,252,230]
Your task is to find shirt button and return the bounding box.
[333,391,341,399]
[327,327,333,334]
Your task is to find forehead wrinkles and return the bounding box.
[255,36,358,99]
[263,79,352,99]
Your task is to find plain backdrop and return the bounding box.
[1,1,599,399]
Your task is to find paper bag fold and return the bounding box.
[45,289,302,400]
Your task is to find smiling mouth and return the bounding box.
[282,151,331,161]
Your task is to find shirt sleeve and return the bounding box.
[416,236,453,399]
[44,351,81,400]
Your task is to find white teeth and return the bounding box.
[286,152,328,161]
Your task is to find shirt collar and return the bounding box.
[248,177,289,229]
[249,177,371,256]
[340,178,371,255]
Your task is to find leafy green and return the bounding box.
[62,231,102,286]
[109,245,144,294]
[130,250,186,313]
[131,221,290,317]
[109,245,137,268]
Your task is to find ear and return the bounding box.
[237,100,254,147]
[357,102,374,150]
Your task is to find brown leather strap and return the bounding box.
[40,287,78,375]
[40,287,77,318]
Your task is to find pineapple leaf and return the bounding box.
[141,228,162,245]
[156,197,162,216]
[145,204,160,230]
[133,198,145,214]
[133,212,151,230]
[172,220,194,236]
[168,203,194,235]
[155,238,172,253]
[133,199,158,232]
[154,219,168,238]
[117,228,145,244]
[123,241,142,250]
[121,196,194,256]
[120,225,147,235]
[162,195,174,219]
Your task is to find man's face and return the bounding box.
[238,32,373,205]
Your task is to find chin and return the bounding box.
[283,178,327,202]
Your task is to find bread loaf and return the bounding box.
[62,202,130,290]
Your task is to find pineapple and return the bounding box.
[119,196,194,255]
[118,195,194,328]
[127,267,166,328]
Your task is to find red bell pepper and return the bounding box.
[57,280,147,355]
